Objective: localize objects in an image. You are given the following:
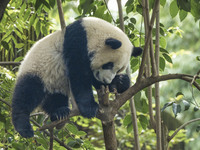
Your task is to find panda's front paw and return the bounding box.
[78,102,99,118]
[50,106,70,122]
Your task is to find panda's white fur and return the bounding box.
[17,30,70,95]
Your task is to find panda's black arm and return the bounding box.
[63,20,98,118]
[93,74,130,94]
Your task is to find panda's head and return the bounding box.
[81,17,142,84]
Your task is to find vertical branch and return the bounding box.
[116,0,140,149]
[56,0,66,30]
[142,0,156,129]
[117,0,125,31]
[97,88,117,150]
[137,0,160,82]
[155,1,162,149]
[102,121,118,150]
[49,129,54,150]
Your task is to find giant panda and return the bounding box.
[11,17,142,138]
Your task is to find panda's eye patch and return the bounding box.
[102,62,114,70]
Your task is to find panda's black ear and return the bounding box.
[105,38,122,49]
[132,47,143,57]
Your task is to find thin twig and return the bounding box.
[0,62,20,66]
[191,70,200,85]
[0,98,11,107]
[56,0,66,30]
[104,0,116,23]
[168,118,200,142]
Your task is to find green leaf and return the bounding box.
[15,43,24,49]
[162,53,173,64]
[179,9,188,21]
[191,0,200,20]
[1,41,9,50]
[12,142,25,149]
[35,21,41,38]
[196,56,200,61]
[36,138,48,149]
[24,9,31,22]
[138,115,148,130]
[176,92,184,98]
[123,114,132,126]
[66,123,78,135]
[41,0,51,9]
[76,131,87,136]
[19,2,26,17]
[159,57,166,71]
[127,123,133,133]
[172,103,181,117]
[194,106,199,112]
[196,125,200,132]
[49,0,56,8]
[41,25,48,35]
[182,100,190,111]
[177,0,191,12]
[125,0,134,6]
[161,101,174,112]
[160,36,167,48]
[35,0,42,10]
[170,1,179,18]
[160,0,166,7]
[94,5,106,18]
[67,140,81,148]
[160,48,169,54]
[130,18,136,24]
[128,23,135,30]
[126,5,134,14]
[14,56,24,62]
[29,14,36,26]
[136,4,143,15]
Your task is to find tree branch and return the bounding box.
[155,1,162,149]
[113,73,200,111]
[0,62,21,66]
[142,0,156,129]
[31,119,72,150]
[168,118,200,142]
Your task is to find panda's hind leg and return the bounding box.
[42,93,70,122]
[12,74,45,138]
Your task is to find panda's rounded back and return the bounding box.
[17,30,69,95]
[82,17,133,74]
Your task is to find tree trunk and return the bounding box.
[102,121,117,150]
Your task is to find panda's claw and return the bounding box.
[50,107,70,122]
